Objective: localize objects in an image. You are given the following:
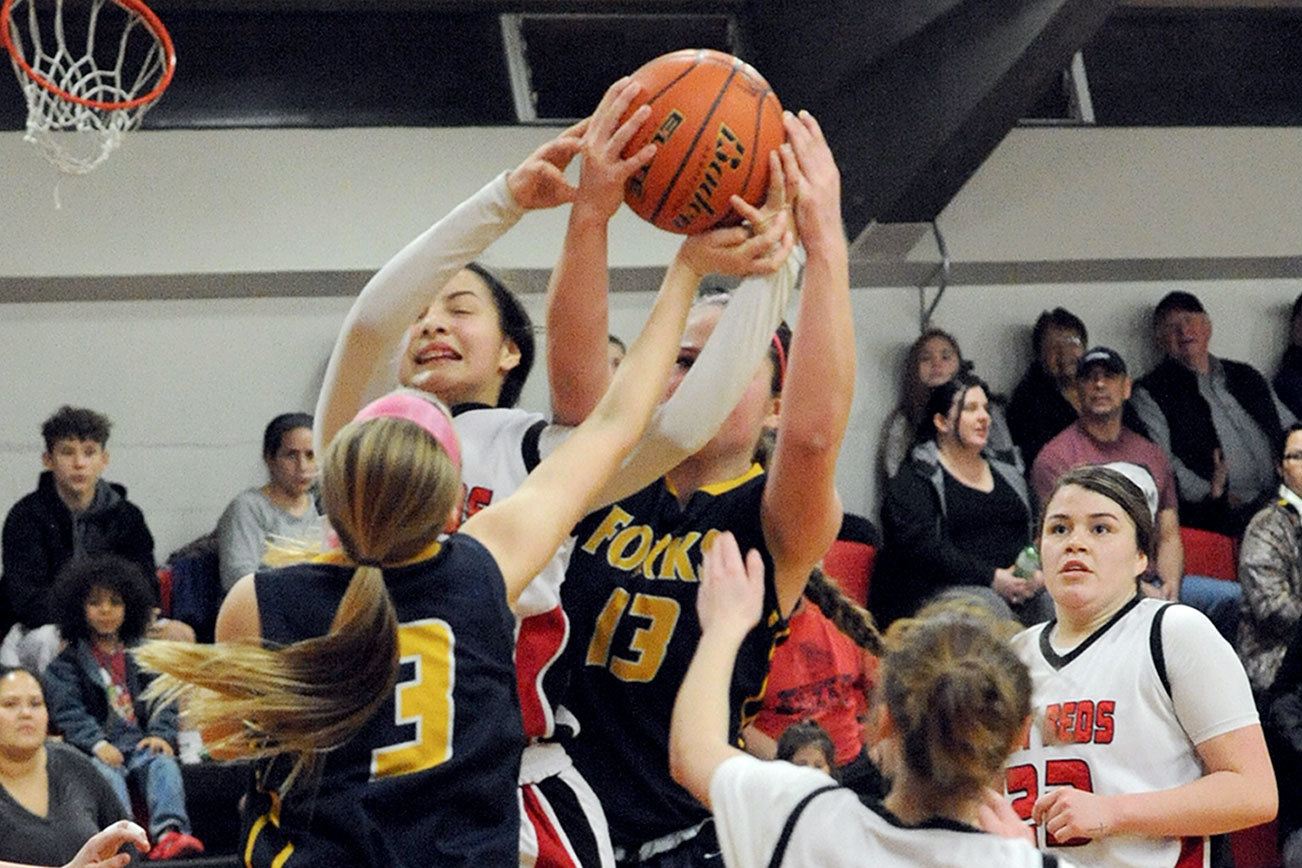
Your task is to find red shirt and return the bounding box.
[752,602,877,766]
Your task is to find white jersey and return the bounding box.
[711,754,1069,868]
[1007,598,1259,868]
[452,405,578,755]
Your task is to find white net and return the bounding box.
[4,0,174,174]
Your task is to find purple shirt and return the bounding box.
[1032,421,1178,514]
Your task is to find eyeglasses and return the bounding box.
[1283,452,1302,462]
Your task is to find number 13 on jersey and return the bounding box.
[371,620,456,780]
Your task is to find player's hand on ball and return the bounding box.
[507,118,588,210]
[574,76,658,220]
[1032,786,1114,844]
[780,110,843,252]
[697,531,765,640]
[977,788,1035,845]
[677,207,792,279]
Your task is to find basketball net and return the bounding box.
[2,0,175,175]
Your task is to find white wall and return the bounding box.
[2,125,1300,558]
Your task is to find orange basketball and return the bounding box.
[621,49,784,235]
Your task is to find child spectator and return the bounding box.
[215,412,322,593]
[775,720,837,777]
[42,556,203,861]
[1,407,156,672]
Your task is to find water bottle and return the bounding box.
[1012,545,1040,580]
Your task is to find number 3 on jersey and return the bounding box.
[1006,758,1096,847]
[585,588,680,682]
[370,620,455,780]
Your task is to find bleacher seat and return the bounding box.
[1180,526,1239,582]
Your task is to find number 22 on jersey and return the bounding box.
[1005,758,1096,847]
[370,619,456,780]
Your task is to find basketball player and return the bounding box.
[669,531,1071,867]
[1007,465,1276,866]
[556,109,854,866]
[312,78,798,867]
[136,235,708,865]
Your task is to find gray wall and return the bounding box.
[2,125,1299,558]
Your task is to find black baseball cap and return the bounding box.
[1077,346,1127,378]
[1153,291,1205,324]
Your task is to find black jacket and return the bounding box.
[1006,365,1078,472]
[1,472,156,629]
[1274,345,1302,421]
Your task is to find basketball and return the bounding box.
[620,49,784,235]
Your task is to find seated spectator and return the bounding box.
[0,666,129,867]
[775,721,836,777]
[1132,291,1295,536]
[873,373,1052,628]
[1238,422,1302,697]
[1007,307,1087,469]
[745,568,886,799]
[1275,292,1302,419]
[878,329,1018,481]
[214,413,321,593]
[42,557,203,860]
[1031,347,1241,641]
[1,407,156,672]
[607,333,626,375]
[1265,622,1302,866]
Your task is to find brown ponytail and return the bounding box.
[138,416,459,786]
[879,604,1031,803]
[803,567,885,656]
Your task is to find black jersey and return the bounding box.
[244,534,523,867]
[561,465,786,850]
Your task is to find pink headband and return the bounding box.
[353,389,461,470]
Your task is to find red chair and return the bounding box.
[1180,526,1239,582]
[156,565,174,617]
[822,540,876,607]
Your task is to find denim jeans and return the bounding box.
[1180,575,1241,643]
[92,747,191,838]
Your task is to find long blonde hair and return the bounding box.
[137,415,460,785]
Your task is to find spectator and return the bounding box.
[1264,622,1302,866]
[1237,422,1302,697]
[1007,307,1087,469]
[1031,347,1241,640]
[1274,293,1302,419]
[878,329,1018,480]
[774,721,836,777]
[1132,291,1294,535]
[215,413,322,593]
[0,666,129,867]
[607,333,626,375]
[1,408,155,672]
[874,373,1052,628]
[42,556,203,860]
[745,567,886,799]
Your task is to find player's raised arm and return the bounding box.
[314,124,586,449]
[762,110,854,616]
[463,238,700,606]
[591,151,797,507]
[546,77,657,426]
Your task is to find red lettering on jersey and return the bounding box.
[515,607,568,740]
[1044,759,1095,847]
[464,485,493,517]
[1072,700,1094,744]
[1095,700,1115,744]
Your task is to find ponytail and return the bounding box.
[138,414,458,788]
[803,567,884,656]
